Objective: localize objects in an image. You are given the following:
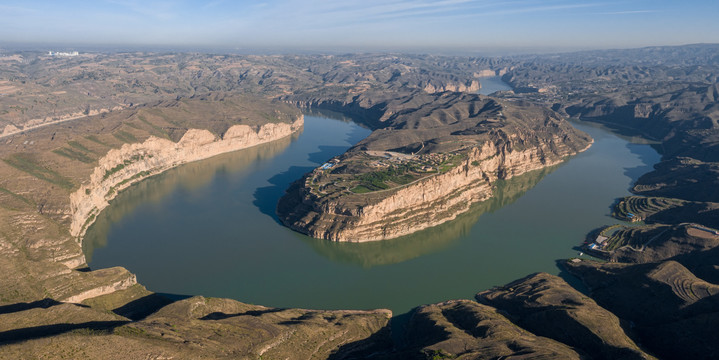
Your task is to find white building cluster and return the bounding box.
[48,51,79,57]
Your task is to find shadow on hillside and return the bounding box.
[200,307,286,321]
[253,165,315,222]
[327,323,395,360]
[0,321,129,345]
[111,293,182,321]
[0,298,64,315]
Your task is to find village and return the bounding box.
[306,149,468,198]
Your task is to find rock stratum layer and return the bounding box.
[0,95,304,304]
[70,116,303,241]
[279,93,591,241]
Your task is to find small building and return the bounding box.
[595,235,608,245]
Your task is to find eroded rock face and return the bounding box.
[69,117,303,241]
[565,259,719,359]
[279,109,590,242]
[423,79,480,93]
[399,299,583,359]
[0,295,393,360]
[477,273,651,360]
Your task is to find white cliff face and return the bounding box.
[423,80,480,94]
[61,270,138,303]
[69,117,304,241]
[284,135,591,242]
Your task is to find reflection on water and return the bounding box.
[477,76,513,95]
[84,115,661,315]
[303,164,559,267]
[82,134,296,262]
[570,119,659,145]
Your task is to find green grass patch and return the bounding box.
[392,173,416,185]
[116,170,152,187]
[82,213,96,232]
[85,135,109,147]
[3,154,74,189]
[137,114,170,139]
[112,130,138,143]
[438,153,467,173]
[103,164,125,180]
[52,147,95,163]
[102,155,146,180]
[350,185,374,194]
[0,186,34,206]
[68,140,97,154]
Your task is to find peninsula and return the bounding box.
[278,93,591,241]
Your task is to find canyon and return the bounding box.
[1,46,718,359]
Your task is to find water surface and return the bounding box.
[478,76,513,95]
[85,114,660,315]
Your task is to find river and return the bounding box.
[477,76,513,94]
[84,107,660,316]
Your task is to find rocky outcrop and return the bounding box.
[62,269,137,304]
[423,79,480,93]
[477,273,651,359]
[69,116,304,240]
[399,299,583,359]
[280,132,590,242]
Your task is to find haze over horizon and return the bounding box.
[1,0,718,54]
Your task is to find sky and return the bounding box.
[0,0,717,53]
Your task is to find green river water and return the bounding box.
[84,105,660,316]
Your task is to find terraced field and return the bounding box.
[613,196,685,222]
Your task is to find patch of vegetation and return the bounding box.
[116,170,152,188]
[85,135,109,147]
[81,213,96,233]
[112,130,138,143]
[423,349,456,359]
[612,196,685,221]
[137,114,170,138]
[0,186,34,206]
[103,164,126,180]
[68,140,97,154]
[438,153,467,173]
[52,147,95,163]
[351,163,422,193]
[350,185,374,194]
[3,154,74,189]
[103,154,146,180]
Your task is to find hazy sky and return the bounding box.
[1,0,717,52]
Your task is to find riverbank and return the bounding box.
[87,117,658,316]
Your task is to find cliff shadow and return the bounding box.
[307,145,356,164]
[111,293,180,321]
[556,259,591,296]
[623,142,662,186]
[0,298,64,315]
[253,145,355,222]
[326,323,395,360]
[200,307,286,321]
[82,136,293,262]
[0,321,129,345]
[253,165,316,223]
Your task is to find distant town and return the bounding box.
[47,50,79,57]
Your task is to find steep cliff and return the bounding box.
[69,117,303,240]
[0,95,304,305]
